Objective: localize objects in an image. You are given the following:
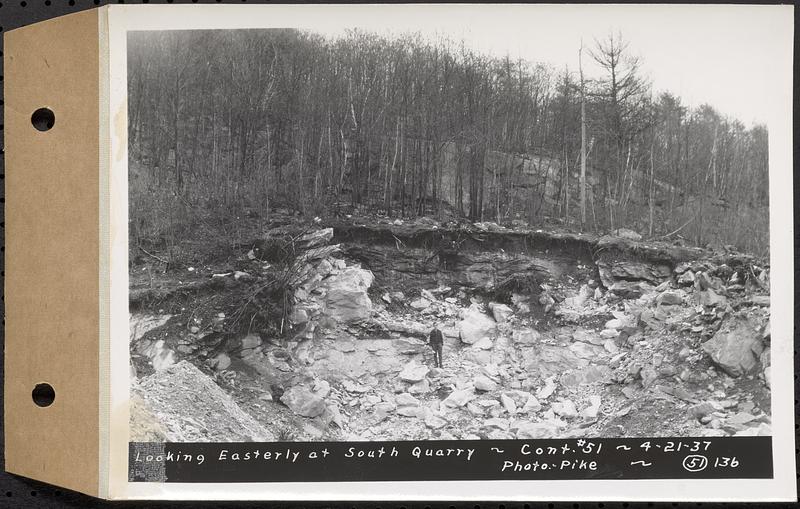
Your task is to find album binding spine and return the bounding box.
[4,8,104,497]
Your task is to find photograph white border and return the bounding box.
[103,4,795,501]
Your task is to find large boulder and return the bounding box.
[280,386,327,418]
[609,281,653,299]
[322,266,374,323]
[702,318,763,377]
[134,361,274,441]
[488,302,514,323]
[474,375,499,392]
[457,304,497,344]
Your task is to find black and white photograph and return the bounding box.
[125,5,781,453]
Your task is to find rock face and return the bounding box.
[597,260,671,288]
[280,386,327,418]
[134,361,274,441]
[457,305,496,344]
[322,266,374,323]
[702,318,763,377]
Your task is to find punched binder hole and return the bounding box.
[31,108,55,132]
[32,383,55,407]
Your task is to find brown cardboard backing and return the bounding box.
[4,9,101,497]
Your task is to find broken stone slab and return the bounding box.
[514,420,562,439]
[560,365,612,387]
[442,389,476,408]
[391,337,428,355]
[512,328,541,345]
[398,361,430,382]
[569,341,606,360]
[677,271,696,286]
[698,288,727,308]
[289,308,310,325]
[551,399,578,418]
[410,298,431,310]
[408,379,431,394]
[500,393,518,414]
[733,422,771,436]
[603,339,620,354]
[726,412,758,426]
[522,394,542,412]
[688,401,717,420]
[396,393,420,407]
[657,290,684,306]
[640,366,659,389]
[600,329,620,339]
[342,379,370,393]
[473,337,494,350]
[397,406,425,418]
[212,352,231,371]
[579,395,602,419]
[313,379,331,398]
[573,329,604,346]
[746,295,770,307]
[474,375,499,392]
[424,414,448,429]
[484,417,511,430]
[535,377,557,400]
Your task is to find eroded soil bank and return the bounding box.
[129,216,771,442]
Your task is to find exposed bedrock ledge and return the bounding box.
[332,223,712,291]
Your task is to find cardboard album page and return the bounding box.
[5,4,796,501]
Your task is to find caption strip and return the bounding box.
[129,437,772,482]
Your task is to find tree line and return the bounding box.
[128,29,769,254]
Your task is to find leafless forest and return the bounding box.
[127,29,769,257]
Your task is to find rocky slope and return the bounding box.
[130,218,771,442]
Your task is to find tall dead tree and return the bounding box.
[579,40,587,227]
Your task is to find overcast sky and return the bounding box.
[304,4,792,127]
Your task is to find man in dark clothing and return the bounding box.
[428,327,444,368]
